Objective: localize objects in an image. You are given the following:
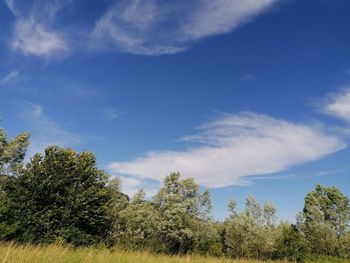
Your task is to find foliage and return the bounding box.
[117,189,159,250]
[2,146,115,245]
[0,125,30,176]
[0,123,30,239]
[224,195,278,259]
[274,223,309,262]
[299,184,350,256]
[153,172,214,254]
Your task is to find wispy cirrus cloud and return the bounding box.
[322,87,350,124]
[4,0,280,57]
[18,101,82,157]
[108,112,345,188]
[93,0,278,55]
[5,0,69,57]
[0,70,19,85]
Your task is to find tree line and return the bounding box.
[0,124,349,262]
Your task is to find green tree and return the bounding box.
[225,195,278,259]
[106,177,129,245]
[118,189,159,250]
[0,124,30,176]
[340,232,350,258]
[274,223,309,262]
[153,172,213,253]
[300,184,350,256]
[0,122,30,239]
[3,146,114,245]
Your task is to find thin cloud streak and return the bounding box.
[247,169,346,181]
[93,0,278,55]
[0,70,19,85]
[108,112,345,188]
[18,101,82,157]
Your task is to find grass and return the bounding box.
[0,243,283,263]
[0,243,349,263]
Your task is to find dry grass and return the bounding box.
[0,243,284,263]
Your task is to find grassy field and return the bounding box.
[0,243,285,263]
[0,243,349,263]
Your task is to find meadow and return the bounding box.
[1,243,350,263]
[0,243,282,263]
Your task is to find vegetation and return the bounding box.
[1,243,350,263]
[0,121,350,262]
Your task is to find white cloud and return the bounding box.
[4,0,279,56]
[117,176,160,198]
[119,176,142,197]
[108,112,345,188]
[5,0,68,56]
[0,70,19,85]
[18,101,82,157]
[93,0,278,55]
[12,18,67,56]
[323,88,350,123]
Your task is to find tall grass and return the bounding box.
[1,243,349,263]
[0,243,282,263]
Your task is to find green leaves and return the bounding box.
[300,184,350,256]
[153,172,215,253]
[225,195,278,259]
[0,126,30,175]
[3,146,114,245]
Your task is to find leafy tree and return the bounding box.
[3,146,114,245]
[300,184,350,256]
[225,212,256,258]
[0,124,30,176]
[274,223,309,262]
[118,189,159,250]
[340,232,350,258]
[225,195,278,259]
[153,172,212,253]
[0,122,30,239]
[106,177,129,245]
[192,220,222,256]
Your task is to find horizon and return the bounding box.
[1,0,350,222]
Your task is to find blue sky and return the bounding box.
[0,0,350,221]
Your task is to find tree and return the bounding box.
[3,146,114,245]
[225,195,278,259]
[118,189,159,250]
[0,124,30,176]
[106,177,129,245]
[300,184,350,256]
[153,172,213,253]
[340,232,350,258]
[274,223,309,262]
[0,122,30,239]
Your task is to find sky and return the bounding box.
[0,0,350,221]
